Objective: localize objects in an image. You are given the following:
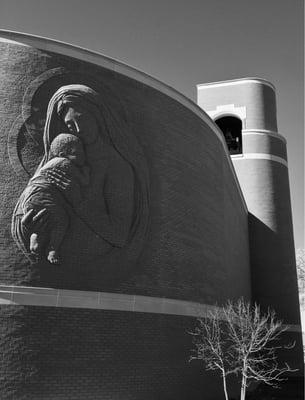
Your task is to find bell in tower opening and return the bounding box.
[215,116,242,154]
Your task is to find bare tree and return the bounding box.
[189,299,296,400]
[189,306,233,400]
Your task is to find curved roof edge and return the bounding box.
[0,29,248,212]
[197,77,276,92]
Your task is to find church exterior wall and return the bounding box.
[0,33,250,302]
[0,32,250,399]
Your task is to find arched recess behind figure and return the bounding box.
[215,116,242,155]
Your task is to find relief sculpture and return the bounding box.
[11,84,149,265]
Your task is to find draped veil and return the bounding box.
[12,84,150,262]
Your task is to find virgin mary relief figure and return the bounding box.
[12,84,149,270]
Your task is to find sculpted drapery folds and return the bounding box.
[11,84,149,265]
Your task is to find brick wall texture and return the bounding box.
[0,304,232,400]
[0,40,254,399]
[0,41,251,304]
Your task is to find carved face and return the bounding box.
[63,105,100,145]
[65,142,86,167]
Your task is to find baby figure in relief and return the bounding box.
[19,133,90,264]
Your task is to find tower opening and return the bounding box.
[215,116,242,155]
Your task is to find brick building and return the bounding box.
[0,31,303,399]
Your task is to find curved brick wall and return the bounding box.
[0,305,237,400]
[242,132,287,160]
[0,33,252,399]
[0,34,250,304]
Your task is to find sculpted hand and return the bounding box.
[21,208,49,232]
[43,168,72,191]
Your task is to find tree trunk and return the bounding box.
[240,375,247,400]
[222,372,229,400]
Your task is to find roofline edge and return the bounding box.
[197,77,276,92]
[0,29,248,213]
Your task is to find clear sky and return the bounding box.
[0,0,304,248]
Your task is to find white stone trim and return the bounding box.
[232,153,288,167]
[0,285,221,318]
[0,286,300,332]
[230,154,244,159]
[242,129,287,143]
[197,77,276,92]
[0,30,248,213]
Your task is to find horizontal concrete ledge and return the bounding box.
[0,286,301,333]
[231,153,288,167]
[0,285,220,318]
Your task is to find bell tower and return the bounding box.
[197,78,300,324]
